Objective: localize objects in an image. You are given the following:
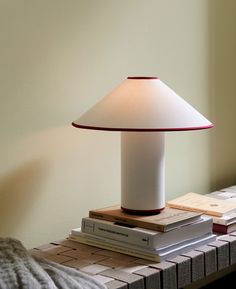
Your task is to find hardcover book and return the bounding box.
[167,192,236,217]
[89,205,201,232]
[213,223,236,234]
[211,212,236,226]
[69,229,216,262]
[81,215,213,249]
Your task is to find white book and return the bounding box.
[69,229,216,262]
[207,191,236,200]
[221,185,236,193]
[80,215,212,249]
[210,213,236,226]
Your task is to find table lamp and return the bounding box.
[72,77,213,214]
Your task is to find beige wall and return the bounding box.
[0,0,235,248]
[210,0,236,189]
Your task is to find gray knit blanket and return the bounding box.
[0,238,106,289]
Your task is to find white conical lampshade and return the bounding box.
[72,77,213,131]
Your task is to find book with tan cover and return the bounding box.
[167,192,236,217]
[89,205,201,232]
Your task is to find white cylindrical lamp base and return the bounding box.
[121,132,165,214]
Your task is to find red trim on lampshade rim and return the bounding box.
[127,76,159,80]
[121,206,165,215]
[72,122,214,132]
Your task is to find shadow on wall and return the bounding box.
[209,0,236,191]
[0,159,47,235]
[0,125,119,246]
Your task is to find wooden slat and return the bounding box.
[151,261,177,289]
[100,269,144,289]
[195,245,217,276]
[134,267,161,289]
[218,235,236,265]
[168,255,191,288]
[208,240,229,270]
[181,250,205,282]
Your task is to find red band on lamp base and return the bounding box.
[121,206,165,215]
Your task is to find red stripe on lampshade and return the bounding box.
[127,76,159,80]
[72,122,214,132]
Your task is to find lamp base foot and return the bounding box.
[121,206,165,215]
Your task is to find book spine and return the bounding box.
[69,234,161,262]
[212,223,228,234]
[212,217,227,226]
[89,211,165,231]
[212,216,236,226]
[81,218,155,248]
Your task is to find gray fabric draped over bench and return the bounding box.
[0,238,106,289]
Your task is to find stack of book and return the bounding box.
[69,205,215,262]
[206,185,236,202]
[167,190,236,234]
[211,212,236,234]
[206,186,236,233]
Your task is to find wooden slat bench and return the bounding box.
[29,232,236,289]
